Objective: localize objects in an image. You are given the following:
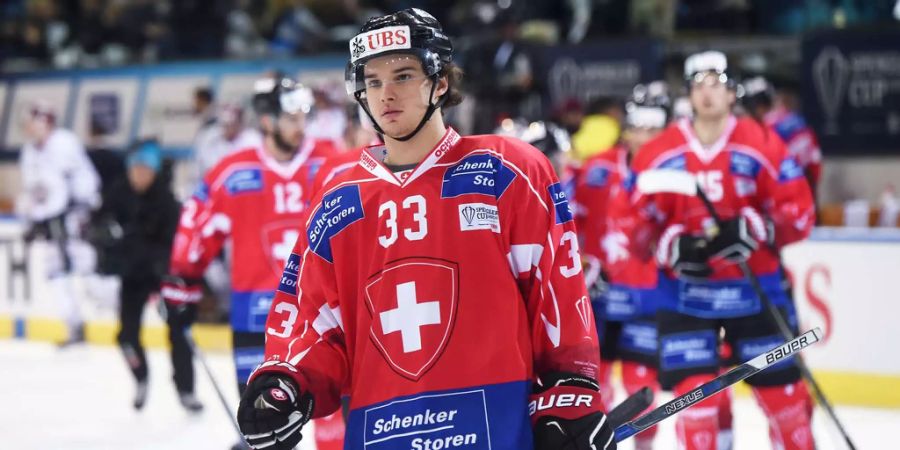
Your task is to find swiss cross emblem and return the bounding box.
[261,220,302,277]
[365,257,459,381]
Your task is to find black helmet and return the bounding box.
[252,77,314,117]
[345,8,454,142]
[740,76,775,110]
[626,81,671,129]
[495,119,571,158]
[345,8,452,97]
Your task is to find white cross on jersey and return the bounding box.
[379,281,441,353]
[272,230,300,265]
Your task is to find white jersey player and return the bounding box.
[17,101,101,345]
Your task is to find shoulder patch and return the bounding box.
[441,153,516,199]
[657,154,686,171]
[729,152,762,178]
[548,182,573,224]
[224,168,263,195]
[307,185,365,263]
[779,157,804,182]
[277,253,301,295]
[584,166,611,188]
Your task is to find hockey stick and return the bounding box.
[637,169,858,449]
[615,328,822,442]
[184,329,243,438]
[607,387,654,428]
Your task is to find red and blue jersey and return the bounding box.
[765,107,822,190]
[628,116,814,318]
[168,138,336,334]
[251,128,602,450]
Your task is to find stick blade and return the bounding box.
[636,169,699,196]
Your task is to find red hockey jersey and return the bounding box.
[251,128,601,449]
[168,139,335,333]
[765,107,822,190]
[628,116,814,317]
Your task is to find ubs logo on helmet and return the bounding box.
[350,26,412,63]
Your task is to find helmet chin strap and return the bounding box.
[357,75,446,143]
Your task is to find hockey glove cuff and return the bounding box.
[237,374,314,450]
[530,372,616,450]
[707,214,759,263]
[670,235,713,279]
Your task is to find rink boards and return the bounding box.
[1,220,899,408]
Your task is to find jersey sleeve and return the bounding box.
[249,192,349,418]
[65,133,101,209]
[574,159,620,285]
[501,141,601,381]
[168,172,230,279]
[758,137,815,248]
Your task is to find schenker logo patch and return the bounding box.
[350,26,411,63]
[365,257,459,381]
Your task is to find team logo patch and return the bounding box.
[307,185,365,263]
[584,166,610,188]
[458,203,500,233]
[277,253,301,295]
[658,154,687,170]
[224,168,263,195]
[350,25,411,63]
[660,330,717,370]
[261,220,302,277]
[730,152,762,178]
[365,257,459,381]
[779,157,804,182]
[548,182,573,224]
[441,153,516,199]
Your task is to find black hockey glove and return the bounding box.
[707,216,758,263]
[237,373,314,450]
[159,276,202,326]
[530,372,616,450]
[670,235,713,279]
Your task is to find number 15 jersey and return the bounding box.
[253,128,602,450]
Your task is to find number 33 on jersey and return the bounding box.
[254,128,602,450]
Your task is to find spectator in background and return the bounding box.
[554,97,585,135]
[462,7,539,134]
[741,76,822,202]
[571,96,624,163]
[17,100,101,347]
[193,102,264,179]
[193,86,216,130]
[305,82,349,149]
[104,139,195,411]
[162,0,228,59]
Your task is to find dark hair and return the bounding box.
[195,87,213,103]
[440,63,465,109]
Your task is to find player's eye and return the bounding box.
[365,79,382,89]
[395,73,413,83]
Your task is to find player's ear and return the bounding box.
[259,114,274,134]
[432,75,449,103]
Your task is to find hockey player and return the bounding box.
[628,51,816,450]
[741,76,822,201]
[574,82,671,450]
[17,100,101,346]
[236,8,616,450]
[161,77,336,424]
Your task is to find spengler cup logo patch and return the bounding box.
[350,26,411,63]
